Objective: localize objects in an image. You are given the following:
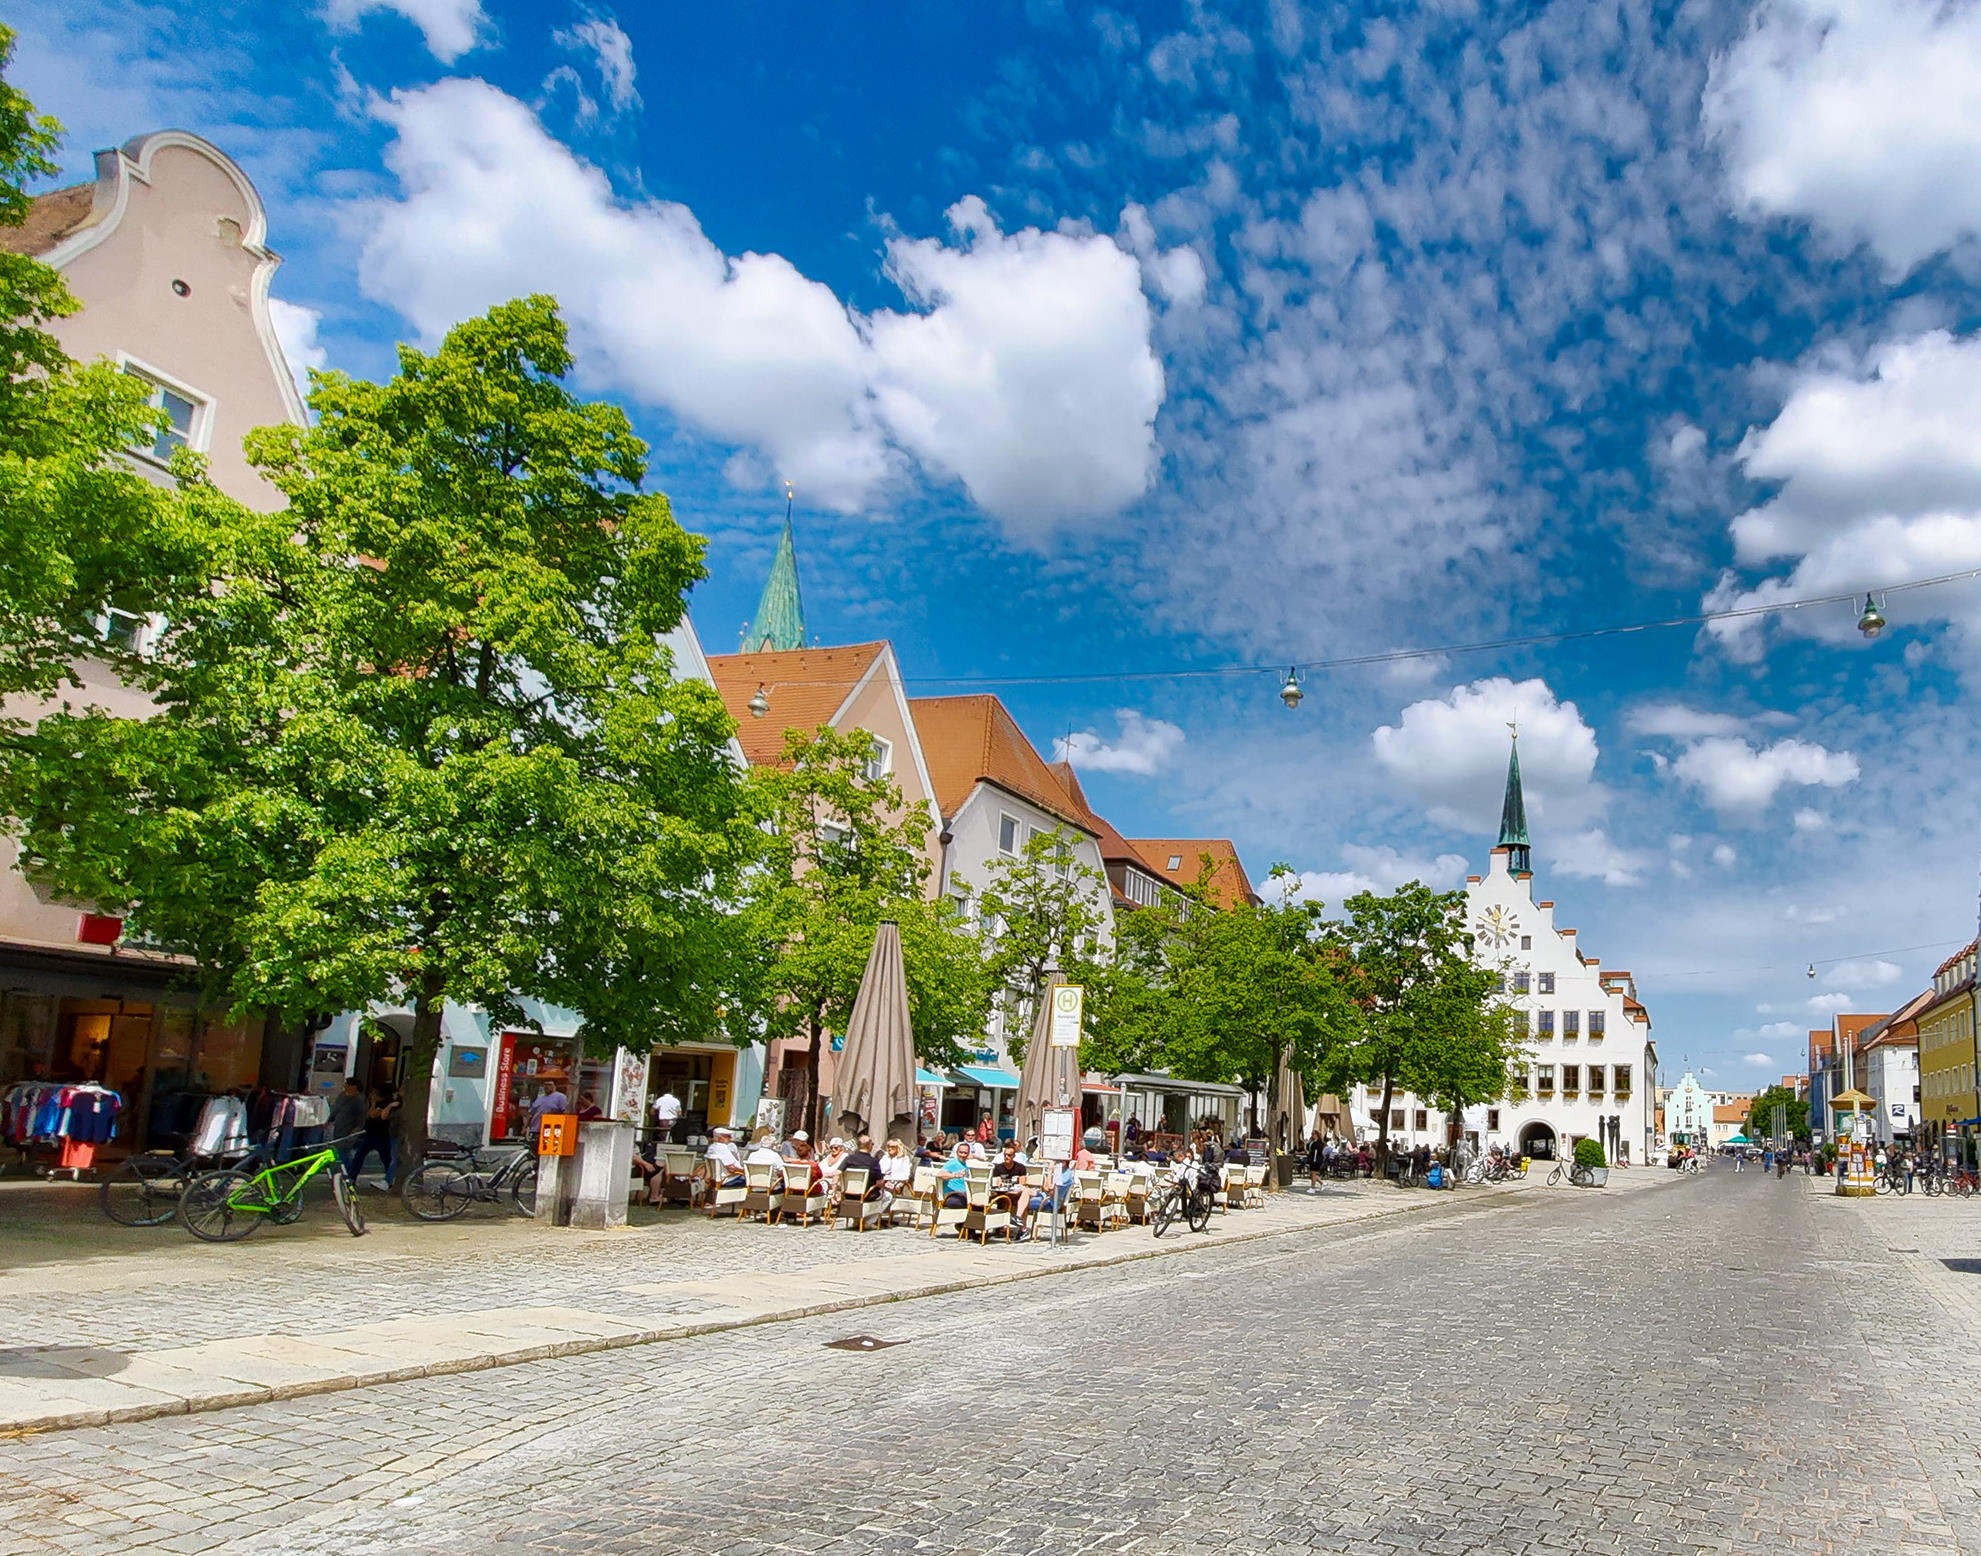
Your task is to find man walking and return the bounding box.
[329,1078,368,1179]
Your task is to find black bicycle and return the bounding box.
[400,1141,539,1220]
[1150,1162,1216,1237]
[100,1140,270,1227]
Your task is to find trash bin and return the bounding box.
[1275,1153,1293,1189]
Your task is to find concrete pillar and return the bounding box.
[546,1120,634,1230]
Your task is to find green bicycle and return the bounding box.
[178,1136,368,1242]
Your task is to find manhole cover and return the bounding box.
[824,1335,906,1351]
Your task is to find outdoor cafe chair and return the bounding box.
[929,1172,971,1240]
[836,1168,886,1231]
[741,1159,783,1222]
[1073,1170,1109,1232]
[705,1162,749,1220]
[961,1164,1012,1245]
[777,1167,829,1226]
[659,1147,699,1205]
[891,1165,938,1229]
[1243,1163,1268,1209]
[1124,1167,1154,1223]
[1220,1164,1245,1211]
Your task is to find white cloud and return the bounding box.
[267,297,326,400]
[1712,843,1738,868]
[1824,958,1901,990]
[1792,808,1828,833]
[324,0,485,63]
[1706,331,1981,664]
[1706,0,1981,276]
[1808,991,1856,1014]
[1052,710,1183,776]
[554,14,639,116]
[359,81,1163,529]
[1670,736,1859,821]
[1784,903,1843,924]
[1626,703,1749,739]
[871,196,1164,532]
[1118,203,1207,306]
[1277,843,1469,904]
[1372,677,1602,833]
[1548,829,1648,888]
[1742,1052,1775,1066]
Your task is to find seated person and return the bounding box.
[745,1132,788,1188]
[991,1142,1039,1232]
[1224,1139,1252,1166]
[817,1138,850,1195]
[576,1090,605,1122]
[704,1126,745,1188]
[940,1143,970,1211]
[780,1129,813,1161]
[631,1141,666,1205]
[840,1134,886,1200]
[878,1138,915,1198]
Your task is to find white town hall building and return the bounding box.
[1346,737,1659,1163]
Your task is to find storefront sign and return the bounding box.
[755,1096,787,1139]
[1049,985,1085,1048]
[490,1033,518,1138]
[447,1046,487,1079]
[310,1045,348,1076]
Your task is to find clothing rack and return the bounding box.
[1,1080,124,1180]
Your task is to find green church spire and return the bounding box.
[742,485,806,653]
[1497,727,1531,875]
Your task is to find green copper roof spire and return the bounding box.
[742,484,806,653]
[1497,727,1531,875]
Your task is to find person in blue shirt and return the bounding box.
[940,1141,969,1208]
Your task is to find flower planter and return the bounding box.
[1583,1166,1609,1187]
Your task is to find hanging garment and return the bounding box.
[189,1095,250,1156]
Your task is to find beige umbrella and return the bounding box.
[1272,1049,1307,1150]
[831,920,918,1145]
[1014,974,1080,1147]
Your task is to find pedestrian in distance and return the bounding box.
[329,1077,368,1178]
[349,1085,400,1190]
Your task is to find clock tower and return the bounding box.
[1497,731,1531,876]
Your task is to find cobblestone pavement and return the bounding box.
[10,1163,1978,1555]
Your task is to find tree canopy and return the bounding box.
[6,297,761,1167]
[1744,1084,1808,1143]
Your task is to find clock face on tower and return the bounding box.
[1476,904,1521,949]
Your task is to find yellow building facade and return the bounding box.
[1917,942,1978,1160]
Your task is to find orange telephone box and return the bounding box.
[537,1113,580,1157]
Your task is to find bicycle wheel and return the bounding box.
[1186,1190,1213,1233]
[1546,1164,1564,1187]
[1875,1174,1893,1195]
[507,1161,539,1216]
[402,1162,475,1221]
[179,1169,268,1242]
[332,1168,368,1235]
[1150,1186,1178,1238]
[100,1159,182,1227]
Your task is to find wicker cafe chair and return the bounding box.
[1243,1163,1268,1209]
[741,1159,783,1222]
[836,1168,886,1231]
[961,1164,1012,1245]
[777,1166,830,1226]
[892,1165,938,1230]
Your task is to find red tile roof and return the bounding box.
[908,695,1095,834]
[1129,839,1260,910]
[705,644,886,767]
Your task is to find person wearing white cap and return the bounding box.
[706,1126,745,1187]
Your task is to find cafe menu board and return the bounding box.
[1041,1106,1077,1163]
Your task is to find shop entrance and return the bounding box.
[649,1047,734,1138]
[1519,1121,1558,1160]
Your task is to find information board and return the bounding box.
[1041,1106,1077,1161]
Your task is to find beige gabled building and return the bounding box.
[0,132,308,1145]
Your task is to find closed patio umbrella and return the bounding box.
[1014,974,1079,1148]
[831,920,918,1145]
[1272,1049,1306,1150]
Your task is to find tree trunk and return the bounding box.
[1375,1074,1395,1172]
[801,1011,823,1137]
[396,968,447,1183]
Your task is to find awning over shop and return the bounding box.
[1081,1078,1122,1095]
[954,1064,1020,1091]
[916,1068,953,1089]
[1112,1072,1248,1099]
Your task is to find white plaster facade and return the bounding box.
[1862,1037,1921,1144]
[1661,1072,1713,1145]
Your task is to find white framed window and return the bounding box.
[1166,854,1183,871]
[818,820,849,851]
[997,814,1019,855]
[120,358,211,463]
[861,736,892,783]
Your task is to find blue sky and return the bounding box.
[21,0,1981,1085]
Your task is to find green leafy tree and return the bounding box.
[1744,1084,1808,1143]
[738,726,988,1133]
[0,36,192,713]
[1328,882,1510,1167]
[1411,967,1531,1150]
[968,827,1111,1067]
[6,298,760,1172]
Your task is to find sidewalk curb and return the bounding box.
[1,1182,1538,1437]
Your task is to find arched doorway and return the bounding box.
[1520,1121,1558,1160]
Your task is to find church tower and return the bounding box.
[1497,732,1531,876]
[741,486,806,652]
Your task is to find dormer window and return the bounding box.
[1167,854,1183,871]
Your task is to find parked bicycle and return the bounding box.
[400,1140,539,1221]
[1149,1161,1217,1237]
[178,1135,367,1241]
[100,1138,269,1227]
[1545,1160,1596,1188]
